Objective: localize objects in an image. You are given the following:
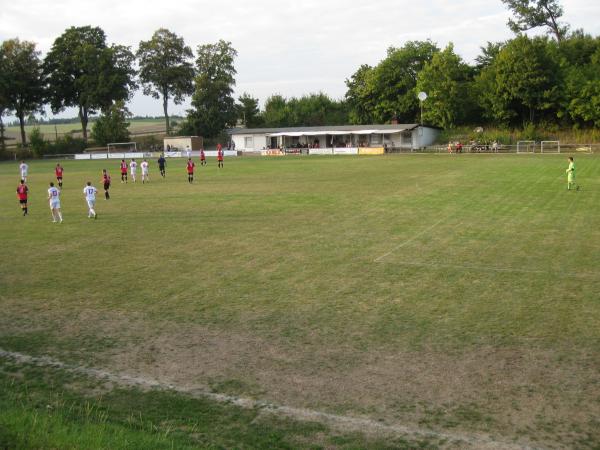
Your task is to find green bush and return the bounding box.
[47,135,87,154]
[91,102,131,146]
[29,127,48,157]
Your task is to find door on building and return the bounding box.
[270,137,278,149]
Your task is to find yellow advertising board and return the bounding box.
[358,147,385,155]
[261,149,284,156]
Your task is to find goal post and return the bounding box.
[541,141,560,153]
[517,140,536,154]
[107,142,137,153]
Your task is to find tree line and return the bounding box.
[1,0,598,153]
[0,27,241,150]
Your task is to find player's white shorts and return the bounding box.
[50,200,61,209]
[21,171,27,178]
[142,170,149,176]
[87,199,96,209]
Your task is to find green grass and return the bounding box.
[1,362,434,449]
[4,118,167,144]
[1,153,600,448]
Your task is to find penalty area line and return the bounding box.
[0,348,536,450]
[374,218,446,263]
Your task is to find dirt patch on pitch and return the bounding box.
[2,308,599,448]
[74,313,599,448]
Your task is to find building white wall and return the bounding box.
[232,134,268,152]
[420,127,440,147]
[411,127,440,149]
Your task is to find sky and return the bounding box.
[2,0,600,120]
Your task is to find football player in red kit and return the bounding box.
[55,164,64,187]
[102,169,111,199]
[186,158,195,183]
[217,144,224,168]
[16,179,29,216]
[120,159,128,183]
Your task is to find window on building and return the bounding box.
[402,132,412,144]
[371,134,382,144]
[244,137,253,148]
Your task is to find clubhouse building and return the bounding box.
[227,124,441,153]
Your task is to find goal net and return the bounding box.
[517,140,536,154]
[541,141,560,153]
[107,142,137,153]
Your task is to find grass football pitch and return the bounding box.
[1,154,600,449]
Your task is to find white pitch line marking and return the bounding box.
[383,260,599,279]
[374,217,446,262]
[0,349,538,450]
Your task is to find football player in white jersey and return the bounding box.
[140,159,150,183]
[130,159,137,183]
[83,181,98,219]
[47,182,63,223]
[19,161,29,182]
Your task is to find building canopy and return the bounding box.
[266,129,406,137]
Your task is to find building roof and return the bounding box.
[227,124,434,135]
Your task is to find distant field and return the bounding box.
[1,154,600,449]
[3,119,167,144]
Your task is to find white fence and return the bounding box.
[71,150,238,160]
[75,152,149,160]
[421,143,598,154]
[333,147,359,155]
[43,143,599,160]
[309,148,333,155]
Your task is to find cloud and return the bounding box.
[1,0,599,118]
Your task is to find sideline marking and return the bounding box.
[0,348,537,450]
[374,218,446,262]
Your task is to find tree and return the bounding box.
[501,0,568,42]
[561,35,600,126]
[184,40,237,138]
[260,93,349,127]
[44,26,136,141]
[262,95,291,127]
[1,39,45,146]
[416,44,477,128]
[476,36,562,125]
[344,41,439,124]
[236,93,263,128]
[288,93,349,126]
[474,41,505,71]
[345,64,376,124]
[0,45,9,152]
[564,63,600,127]
[91,101,131,146]
[137,29,195,135]
[373,41,439,123]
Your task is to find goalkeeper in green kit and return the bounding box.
[566,156,579,191]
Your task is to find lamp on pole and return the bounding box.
[417,91,427,125]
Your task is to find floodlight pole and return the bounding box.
[417,91,427,126]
